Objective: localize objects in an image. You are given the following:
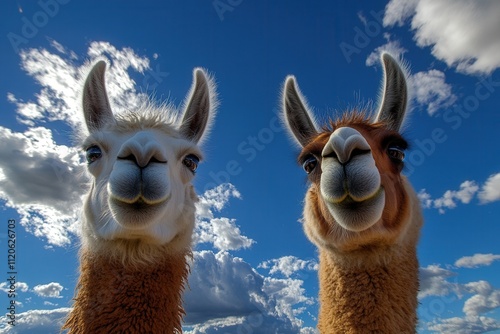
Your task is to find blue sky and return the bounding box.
[0,0,499,333]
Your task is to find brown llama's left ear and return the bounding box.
[82,60,114,132]
[375,53,408,132]
[282,76,319,147]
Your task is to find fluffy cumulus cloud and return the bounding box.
[419,264,462,299]
[419,257,500,333]
[32,282,64,298]
[419,173,500,213]
[195,183,254,251]
[183,251,316,333]
[0,308,71,334]
[455,253,500,269]
[418,179,490,213]
[478,173,500,204]
[10,40,150,127]
[463,281,500,317]
[0,281,29,294]
[407,69,456,115]
[384,0,500,74]
[258,256,318,278]
[427,316,500,334]
[0,126,84,246]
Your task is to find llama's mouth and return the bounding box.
[109,196,168,217]
[323,188,385,232]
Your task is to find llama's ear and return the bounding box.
[82,61,114,132]
[179,68,216,144]
[374,53,408,132]
[282,76,319,147]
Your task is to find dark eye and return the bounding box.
[302,155,318,174]
[183,154,200,173]
[388,146,405,162]
[86,146,102,164]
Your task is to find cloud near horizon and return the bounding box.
[418,173,500,213]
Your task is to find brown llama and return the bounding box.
[282,53,423,333]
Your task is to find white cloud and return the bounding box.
[0,308,71,334]
[455,253,500,269]
[383,0,419,27]
[366,38,407,66]
[0,126,84,246]
[195,183,241,219]
[419,264,463,299]
[384,0,500,74]
[258,256,318,278]
[463,281,500,317]
[32,282,64,298]
[195,183,254,251]
[183,250,314,333]
[427,316,500,334]
[419,180,479,213]
[0,282,29,294]
[478,173,500,204]
[10,41,150,127]
[417,189,433,209]
[408,70,456,115]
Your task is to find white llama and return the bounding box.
[63,60,217,333]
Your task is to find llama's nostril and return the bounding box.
[118,153,166,167]
[118,154,137,163]
[350,148,371,158]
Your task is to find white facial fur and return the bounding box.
[82,127,200,245]
[320,127,385,232]
[79,61,216,255]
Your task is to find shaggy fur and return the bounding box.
[62,249,190,333]
[315,182,422,333]
[282,53,423,333]
[63,61,217,333]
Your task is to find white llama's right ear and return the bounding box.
[179,68,217,144]
[374,53,408,132]
[282,76,319,147]
[82,61,114,132]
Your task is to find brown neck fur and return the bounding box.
[63,248,190,333]
[311,182,423,334]
[317,244,419,334]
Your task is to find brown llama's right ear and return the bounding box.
[282,76,319,147]
[375,53,408,132]
[82,60,114,132]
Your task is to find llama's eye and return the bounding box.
[388,146,405,162]
[86,145,102,164]
[302,155,318,174]
[183,154,200,173]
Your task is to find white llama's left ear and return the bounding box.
[375,53,408,132]
[179,68,217,144]
[82,61,114,132]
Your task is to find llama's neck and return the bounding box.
[317,245,419,333]
[63,248,189,333]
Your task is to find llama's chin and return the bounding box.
[324,188,385,232]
